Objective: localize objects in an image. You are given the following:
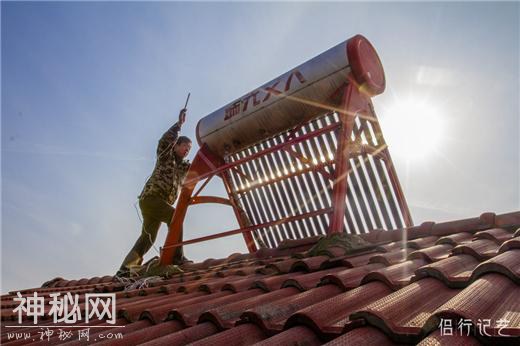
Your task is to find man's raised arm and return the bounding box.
[157,108,187,157]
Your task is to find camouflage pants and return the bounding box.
[119,195,184,270]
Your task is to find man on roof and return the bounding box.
[117,108,192,277]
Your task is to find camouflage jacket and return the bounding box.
[139,123,190,205]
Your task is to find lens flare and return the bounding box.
[381,99,444,160]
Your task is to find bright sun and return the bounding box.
[381,99,444,160]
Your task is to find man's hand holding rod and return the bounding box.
[178,108,187,127]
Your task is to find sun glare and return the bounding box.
[382,99,444,160]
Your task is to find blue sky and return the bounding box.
[2,1,518,293]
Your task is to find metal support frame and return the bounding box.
[329,79,371,233]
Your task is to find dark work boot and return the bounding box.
[172,246,193,265]
[119,250,143,270]
[171,224,192,265]
[114,269,130,278]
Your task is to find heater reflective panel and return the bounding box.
[225,109,409,249]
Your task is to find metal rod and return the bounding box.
[296,123,330,233]
[161,207,333,250]
[236,157,335,193]
[239,150,273,247]
[183,122,341,186]
[184,92,191,109]
[275,136,314,238]
[249,144,283,245]
[221,171,257,252]
[256,141,292,241]
[191,175,214,200]
[263,137,299,239]
[355,117,387,229]
[347,123,375,232]
[190,196,232,206]
[329,81,370,234]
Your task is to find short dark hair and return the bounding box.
[176,136,192,145]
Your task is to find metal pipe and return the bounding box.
[161,208,333,250]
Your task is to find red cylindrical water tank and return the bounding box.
[196,34,385,157]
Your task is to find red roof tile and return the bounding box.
[253,325,323,345]
[429,273,520,337]
[252,272,303,292]
[498,236,520,253]
[290,255,331,272]
[2,211,519,345]
[369,248,409,266]
[139,292,210,324]
[338,250,381,267]
[474,227,515,243]
[281,267,345,291]
[435,232,474,246]
[119,292,196,322]
[361,259,428,290]
[323,326,396,345]
[320,263,386,290]
[199,287,300,329]
[406,236,439,249]
[470,249,520,283]
[168,290,260,327]
[352,278,461,343]
[414,254,479,288]
[264,257,298,274]
[241,285,343,333]
[287,281,392,335]
[375,241,403,253]
[220,274,266,293]
[408,244,454,262]
[451,238,499,260]
[416,329,481,346]
[138,321,218,346]
[96,321,183,346]
[187,323,267,345]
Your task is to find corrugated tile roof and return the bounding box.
[1,211,519,345]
